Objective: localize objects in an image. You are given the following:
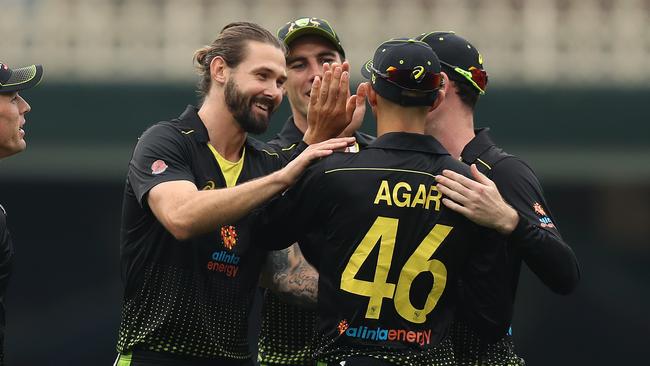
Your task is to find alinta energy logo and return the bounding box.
[533,202,555,229]
[206,225,240,277]
[337,320,432,346]
[207,250,240,278]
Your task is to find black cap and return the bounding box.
[0,63,44,93]
[360,38,442,107]
[277,17,345,58]
[416,31,487,94]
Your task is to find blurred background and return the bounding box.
[1,0,649,364]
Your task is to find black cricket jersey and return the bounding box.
[0,204,13,366]
[450,128,581,366]
[117,105,283,364]
[255,132,509,366]
[259,117,376,366]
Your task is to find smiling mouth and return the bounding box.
[254,102,270,114]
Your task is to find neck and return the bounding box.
[198,94,247,162]
[291,106,308,134]
[425,97,475,159]
[375,100,427,136]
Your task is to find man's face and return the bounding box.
[225,41,287,134]
[0,92,31,158]
[285,36,342,119]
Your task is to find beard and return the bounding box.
[224,78,275,135]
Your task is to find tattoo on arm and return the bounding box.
[263,243,318,307]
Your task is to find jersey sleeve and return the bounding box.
[491,157,581,294]
[128,124,195,206]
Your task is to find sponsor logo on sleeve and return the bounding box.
[151,159,168,175]
[533,202,555,228]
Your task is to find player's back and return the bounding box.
[264,132,501,365]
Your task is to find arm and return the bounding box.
[148,137,354,240]
[260,243,318,308]
[436,162,580,294]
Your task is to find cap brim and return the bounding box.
[283,27,345,57]
[360,60,373,79]
[0,64,44,93]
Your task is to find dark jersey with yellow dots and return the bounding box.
[117,105,283,365]
[256,132,509,366]
[258,116,375,366]
[449,128,579,366]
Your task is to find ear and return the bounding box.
[367,84,378,108]
[210,56,228,85]
[428,72,448,112]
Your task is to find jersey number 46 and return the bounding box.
[340,216,452,324]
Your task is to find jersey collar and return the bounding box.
[275,116,305,145]
[460,128,496,163]
[367,132,449,155]
[177,105,210,143]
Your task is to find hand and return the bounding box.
[277,136,356,186]
[340,82,368,137]
[435,164,519,235]
[303,62,352,144]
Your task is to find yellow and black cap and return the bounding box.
[277,17,345,58]
[360,38,442,107]
[416,31,488,94]
[0,63,44,93]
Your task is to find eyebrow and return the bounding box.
[253,66,288,82]
[287,50,338,64]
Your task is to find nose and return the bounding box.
[264,82,283,106]
[308,60,323,84]
[18,95,31,114]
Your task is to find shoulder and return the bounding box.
[137,120,188,145]
[490,153,539,184]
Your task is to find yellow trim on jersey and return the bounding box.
[281,143,297,152]
[115,353,132,366]
[476,158,492,170]
[325,167,437,179]
[207,144,246,188]
[261,149,279,157]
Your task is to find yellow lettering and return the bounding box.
[426,185,442,211]
[374,180,392,206]
[393,182,412,208]
[410,184,427,208]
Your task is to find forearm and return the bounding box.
[163,171,290,239]
[262,244,318,308]
[509,219,581,294]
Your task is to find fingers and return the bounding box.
[346,95,357,123]
[470,164,495,187]
[356,82,368,103]
[341,61,350,73]
[441,197,470,216]
[319,65,333,106]
[435,172,473,200]
[439,169,480,190]
[436,181,469,206]
[309,75,321,109]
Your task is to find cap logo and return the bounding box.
[289,17,321,33]
[478,53,484,65]
[412,66,425,81]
